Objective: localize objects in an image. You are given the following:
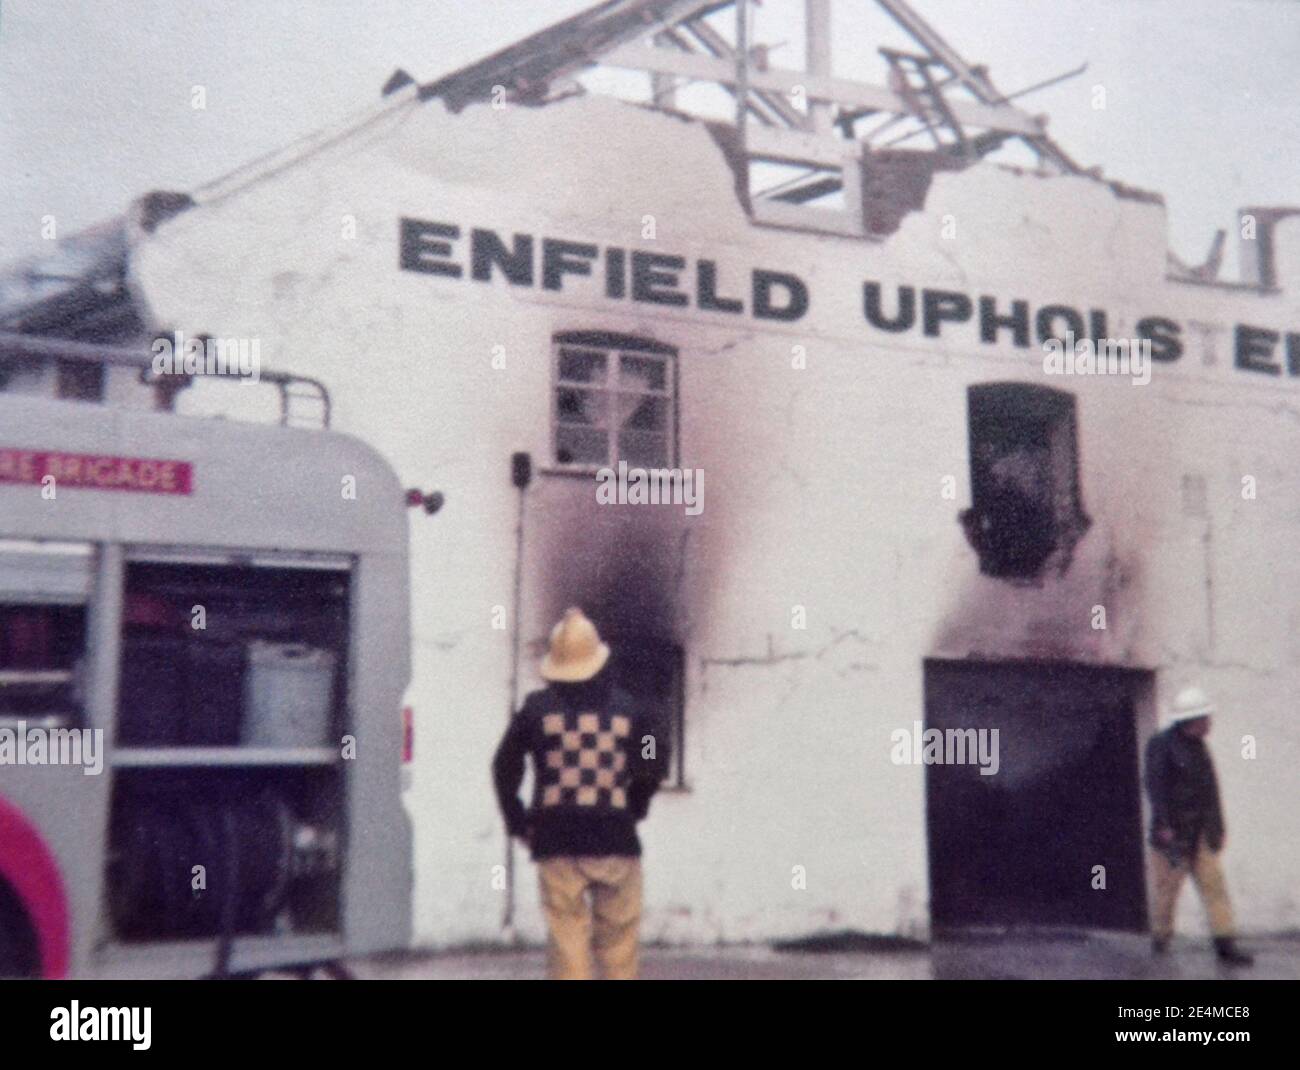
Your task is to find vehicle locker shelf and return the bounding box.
[112,746,339,767]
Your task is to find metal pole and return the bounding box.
[502,458,529,936]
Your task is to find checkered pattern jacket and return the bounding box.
[493,676,664,859]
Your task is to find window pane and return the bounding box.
[619,353,667,392]
[556,426,610,466]
[617,430,669,467]
[556,386,607,427]
[558,347,608,384]
[553,339,675,468]
[618,393,667,432]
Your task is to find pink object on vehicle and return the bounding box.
[0,794,69,978]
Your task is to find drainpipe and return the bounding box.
[502,452,532,937]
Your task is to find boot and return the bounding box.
[1151,936,1169,955]
[1214,938,1253,967]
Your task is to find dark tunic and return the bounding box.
[1143,725,1225,861]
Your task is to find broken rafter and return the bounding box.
[415,0,1087,237]
[874,0,1081,173]
[601,44,1046,138]
[875,61,1087,153]
[421,0,1078,169]
[672,19,806,129]
[420,0,733,109]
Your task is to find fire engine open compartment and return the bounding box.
[107,765,344,943]
[116,558,350,752]
[0,540,94,729]
[0,603,87,723]
[105,554,354,945]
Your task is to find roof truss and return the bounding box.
[421,1,1085,236]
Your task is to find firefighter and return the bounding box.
[492,608,665,979]
[1144,686,1252,966]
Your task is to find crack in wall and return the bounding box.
[701,627,878,670]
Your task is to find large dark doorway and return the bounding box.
[924,659,1150,933]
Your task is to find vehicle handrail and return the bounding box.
[0,330,331,428]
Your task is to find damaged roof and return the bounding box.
[0,0,1259,337]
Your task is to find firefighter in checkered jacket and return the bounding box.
[493,607,666,979]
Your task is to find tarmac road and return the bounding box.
[355,933,1300,981]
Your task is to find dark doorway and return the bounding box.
[924,659,1150,933]
[605,634,685,790]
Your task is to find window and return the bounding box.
[552,332,676,468]
[960,383,1090,580]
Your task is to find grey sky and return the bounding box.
[1,0,1297,273]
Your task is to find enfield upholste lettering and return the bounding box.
[399,216,1300,380]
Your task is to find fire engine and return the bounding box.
[0,342,413,978]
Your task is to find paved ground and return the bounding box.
[355,933,1300,980]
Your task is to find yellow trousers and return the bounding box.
[538,856,643,980]
[1149,841,1235,939]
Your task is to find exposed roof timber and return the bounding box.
[874,0,1080,172]
[417,0,1085,182]
[658,26,782,126]
[877,0,1004,102]
[873,61,1085,152]
[419,0,732,108]
[671,19,807,129]
[601,44,1045,137]
[883,50,970,153]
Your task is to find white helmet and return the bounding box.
[1161,685,1216,729]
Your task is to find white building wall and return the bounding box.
[130,94,1300,944]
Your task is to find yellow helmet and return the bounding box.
[540,607,610,683]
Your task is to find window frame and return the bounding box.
[962,382,1090,580]
[550,331,678,473]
